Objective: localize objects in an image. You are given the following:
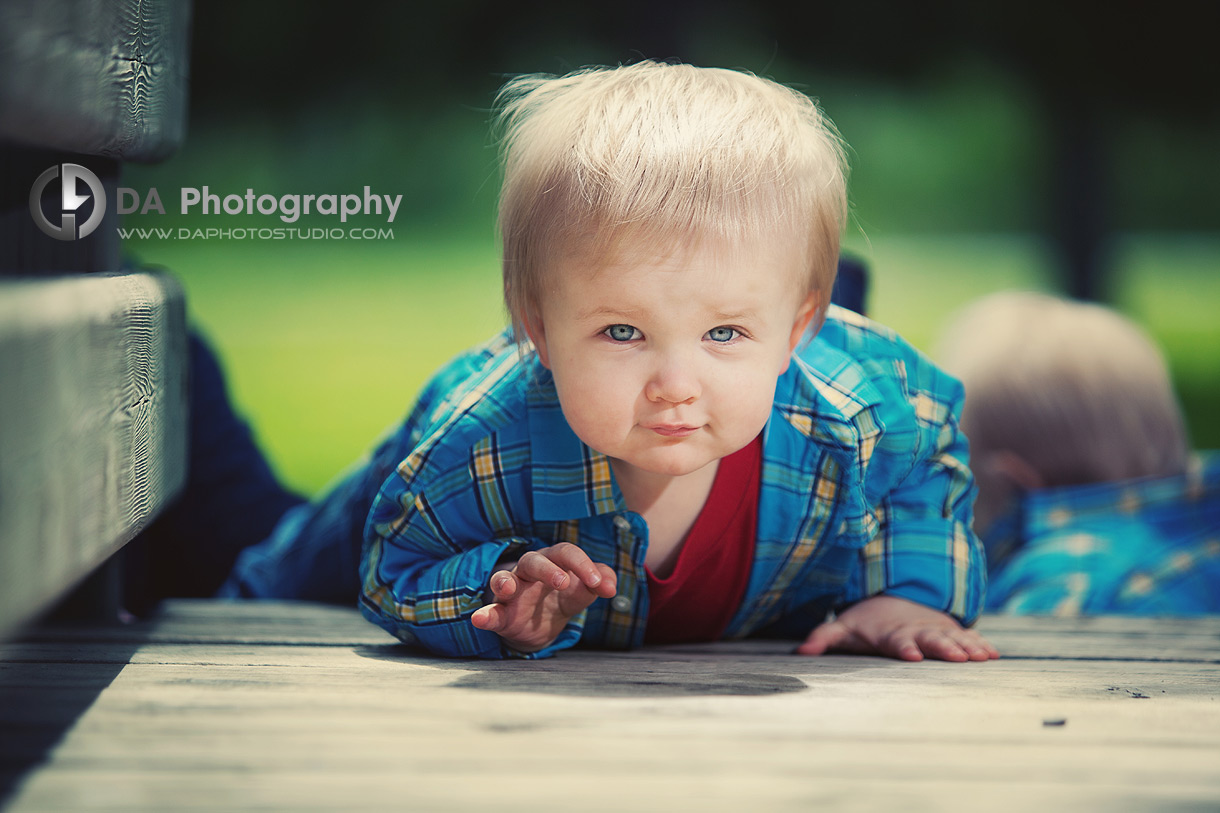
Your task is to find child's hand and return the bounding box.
[470,543,617,653]
[795,594,1000,662]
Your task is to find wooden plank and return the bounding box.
[4,658,1218,811]
[978,614,1220,635]
[0,272,187,639]
[975,615,1220,663]
[2,602,1218,811]
[11,600,394,648]
[0,0,189,161]
[23,601,1217,660]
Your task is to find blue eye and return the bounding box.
[706,327,739,343]
[605,324,640,342]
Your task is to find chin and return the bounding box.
[632,450,716,478]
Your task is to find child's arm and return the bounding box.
[799,313,992,661]
[795,594,998,661]
[470,543,617,653]
[809,405,991,662]
[360,444,617,659]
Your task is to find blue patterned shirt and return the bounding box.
[360,306,985,658]
[984,452,1220,616]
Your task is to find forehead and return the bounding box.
[549,229,809,292]
[533,234,810,331]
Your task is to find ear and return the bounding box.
[780,292,821,372]
[788,292,821,351]
[970,448,1044,536]
[523,311,551,369]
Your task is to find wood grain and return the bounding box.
[0,272,187,639]
[0,0,189,160]
[2,601,1217,811]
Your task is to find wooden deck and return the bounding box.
[2,601,1217,812]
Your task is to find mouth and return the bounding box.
[646,423,700,438]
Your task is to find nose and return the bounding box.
[644,352,701,405]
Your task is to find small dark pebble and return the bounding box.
[1043,718,1067,727]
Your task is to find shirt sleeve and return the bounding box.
[987,553,1098,617]
[842,370,988,625]
[358,443,586,660]
[985,521,1220,616]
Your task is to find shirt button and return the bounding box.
[611,595,632,613]
[612,515,631,531]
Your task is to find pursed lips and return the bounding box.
[645,423,700,438]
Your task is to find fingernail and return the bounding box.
[587,572,601,587]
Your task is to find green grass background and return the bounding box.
[127,231,1219,497]
[121,66,1220,496]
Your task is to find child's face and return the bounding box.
[528,235,818,482]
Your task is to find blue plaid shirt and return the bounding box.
[984,452,1220,616]
[360,306,985,658]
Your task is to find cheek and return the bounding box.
[712,364,780,424]
[551,357,642,437]
[554,353,627,401]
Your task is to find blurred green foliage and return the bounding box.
[123,227,1219,496]
[121,57,1219,496]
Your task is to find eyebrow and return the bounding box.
[574,304,762,323]
[709,308,759,323]
[574,304,646,321]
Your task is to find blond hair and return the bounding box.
[936,291,1189,489]
[494,60,849,339]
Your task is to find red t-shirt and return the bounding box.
[644,434,761,644]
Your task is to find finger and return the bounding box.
[874,629,925,662]
[968,630,1001,659]
[514,550,572,589]
[470,602,506,632]
[553,564,619,617]
[591,563,618,598]
[488,570,518,600]
[540,543,605,590]
[911,629,968,663]
[795,619,851,656]
[955,630,1001,661]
